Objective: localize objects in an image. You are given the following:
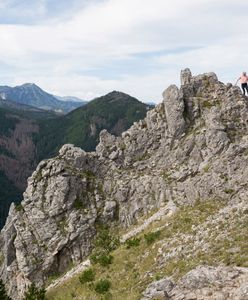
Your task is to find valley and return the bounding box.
[0,92,150,228]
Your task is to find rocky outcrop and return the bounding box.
[142,265,248,300]
[1,69,248,299]
[163,84,186,139]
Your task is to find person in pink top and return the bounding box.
[236,72,248,95]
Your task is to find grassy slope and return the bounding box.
[46,199,248,300]
[35,92,150,161]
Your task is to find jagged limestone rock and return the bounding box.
[180,68,192,85]
[163,85,186,138]
[142,266,248,300]
[142,278,174,299]
[1,69,248,299]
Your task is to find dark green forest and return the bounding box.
[35,91,151,160]
[0,92,151,229]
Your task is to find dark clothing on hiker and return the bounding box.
[241,83,248,95]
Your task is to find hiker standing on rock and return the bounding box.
[236,72,248,95]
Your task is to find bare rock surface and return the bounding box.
[1,69,248,299]
[142,265,248,300]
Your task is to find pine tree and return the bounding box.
[22,283,46,300]
[0,280,11,300]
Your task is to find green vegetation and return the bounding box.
[144,230,161,245]
[22,283,46,300]
[0,109,19,137]
[94,226,120,253]
[125,237,141,249]
[0,280,11,300]
[15,203,24,212]
[46,198,248,300]
[202,100,214,109]
[94,279,111,294]
[35,92,151,161]
[91,254,113,267]
[0,93,151,229]
[90,226,119,267]
[73,198,85,210]
[79,268,95,284]
[0,171,22,228]
[0,146,15,159]
[0,106,56,229]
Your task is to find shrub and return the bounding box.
[90,227,119,267]
[94,227,119,252]
[144,231,161,245]
[15,203,24,212]
[22,283,46,300]
[94,279,111,294]
[79,268,95,284]
[90,253,113,267]
[125,237,141,249]
[98,254,113,267]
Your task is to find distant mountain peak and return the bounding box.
[19,83,39,89]
[0,84,86,113]
[107,90,128,97]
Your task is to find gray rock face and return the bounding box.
[142,278,174,299]
[1,68,248,298]
[181,68,192,85]
[142,265,248,300]
[163,85,186,139]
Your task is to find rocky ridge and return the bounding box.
[0,69,248,299]
[142,265,248,300]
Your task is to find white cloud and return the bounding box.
[0,0,248,102]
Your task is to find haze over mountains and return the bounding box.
[0,83,87,113]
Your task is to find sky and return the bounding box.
[0,0,248,103]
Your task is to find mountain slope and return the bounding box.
[0,69,247,299]
[35,91,151,160]
[0,98,58,119]
[47,199,247,300]
[55,95,87,103]
[0,84,85,113]
[0,106,40,228]
[0,171,21,229]
[0,92,150,229]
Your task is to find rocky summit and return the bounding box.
[0,69,248,299]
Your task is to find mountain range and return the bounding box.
[35,90,152,160]
[0,83,86,113]
[0,92,151,228]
